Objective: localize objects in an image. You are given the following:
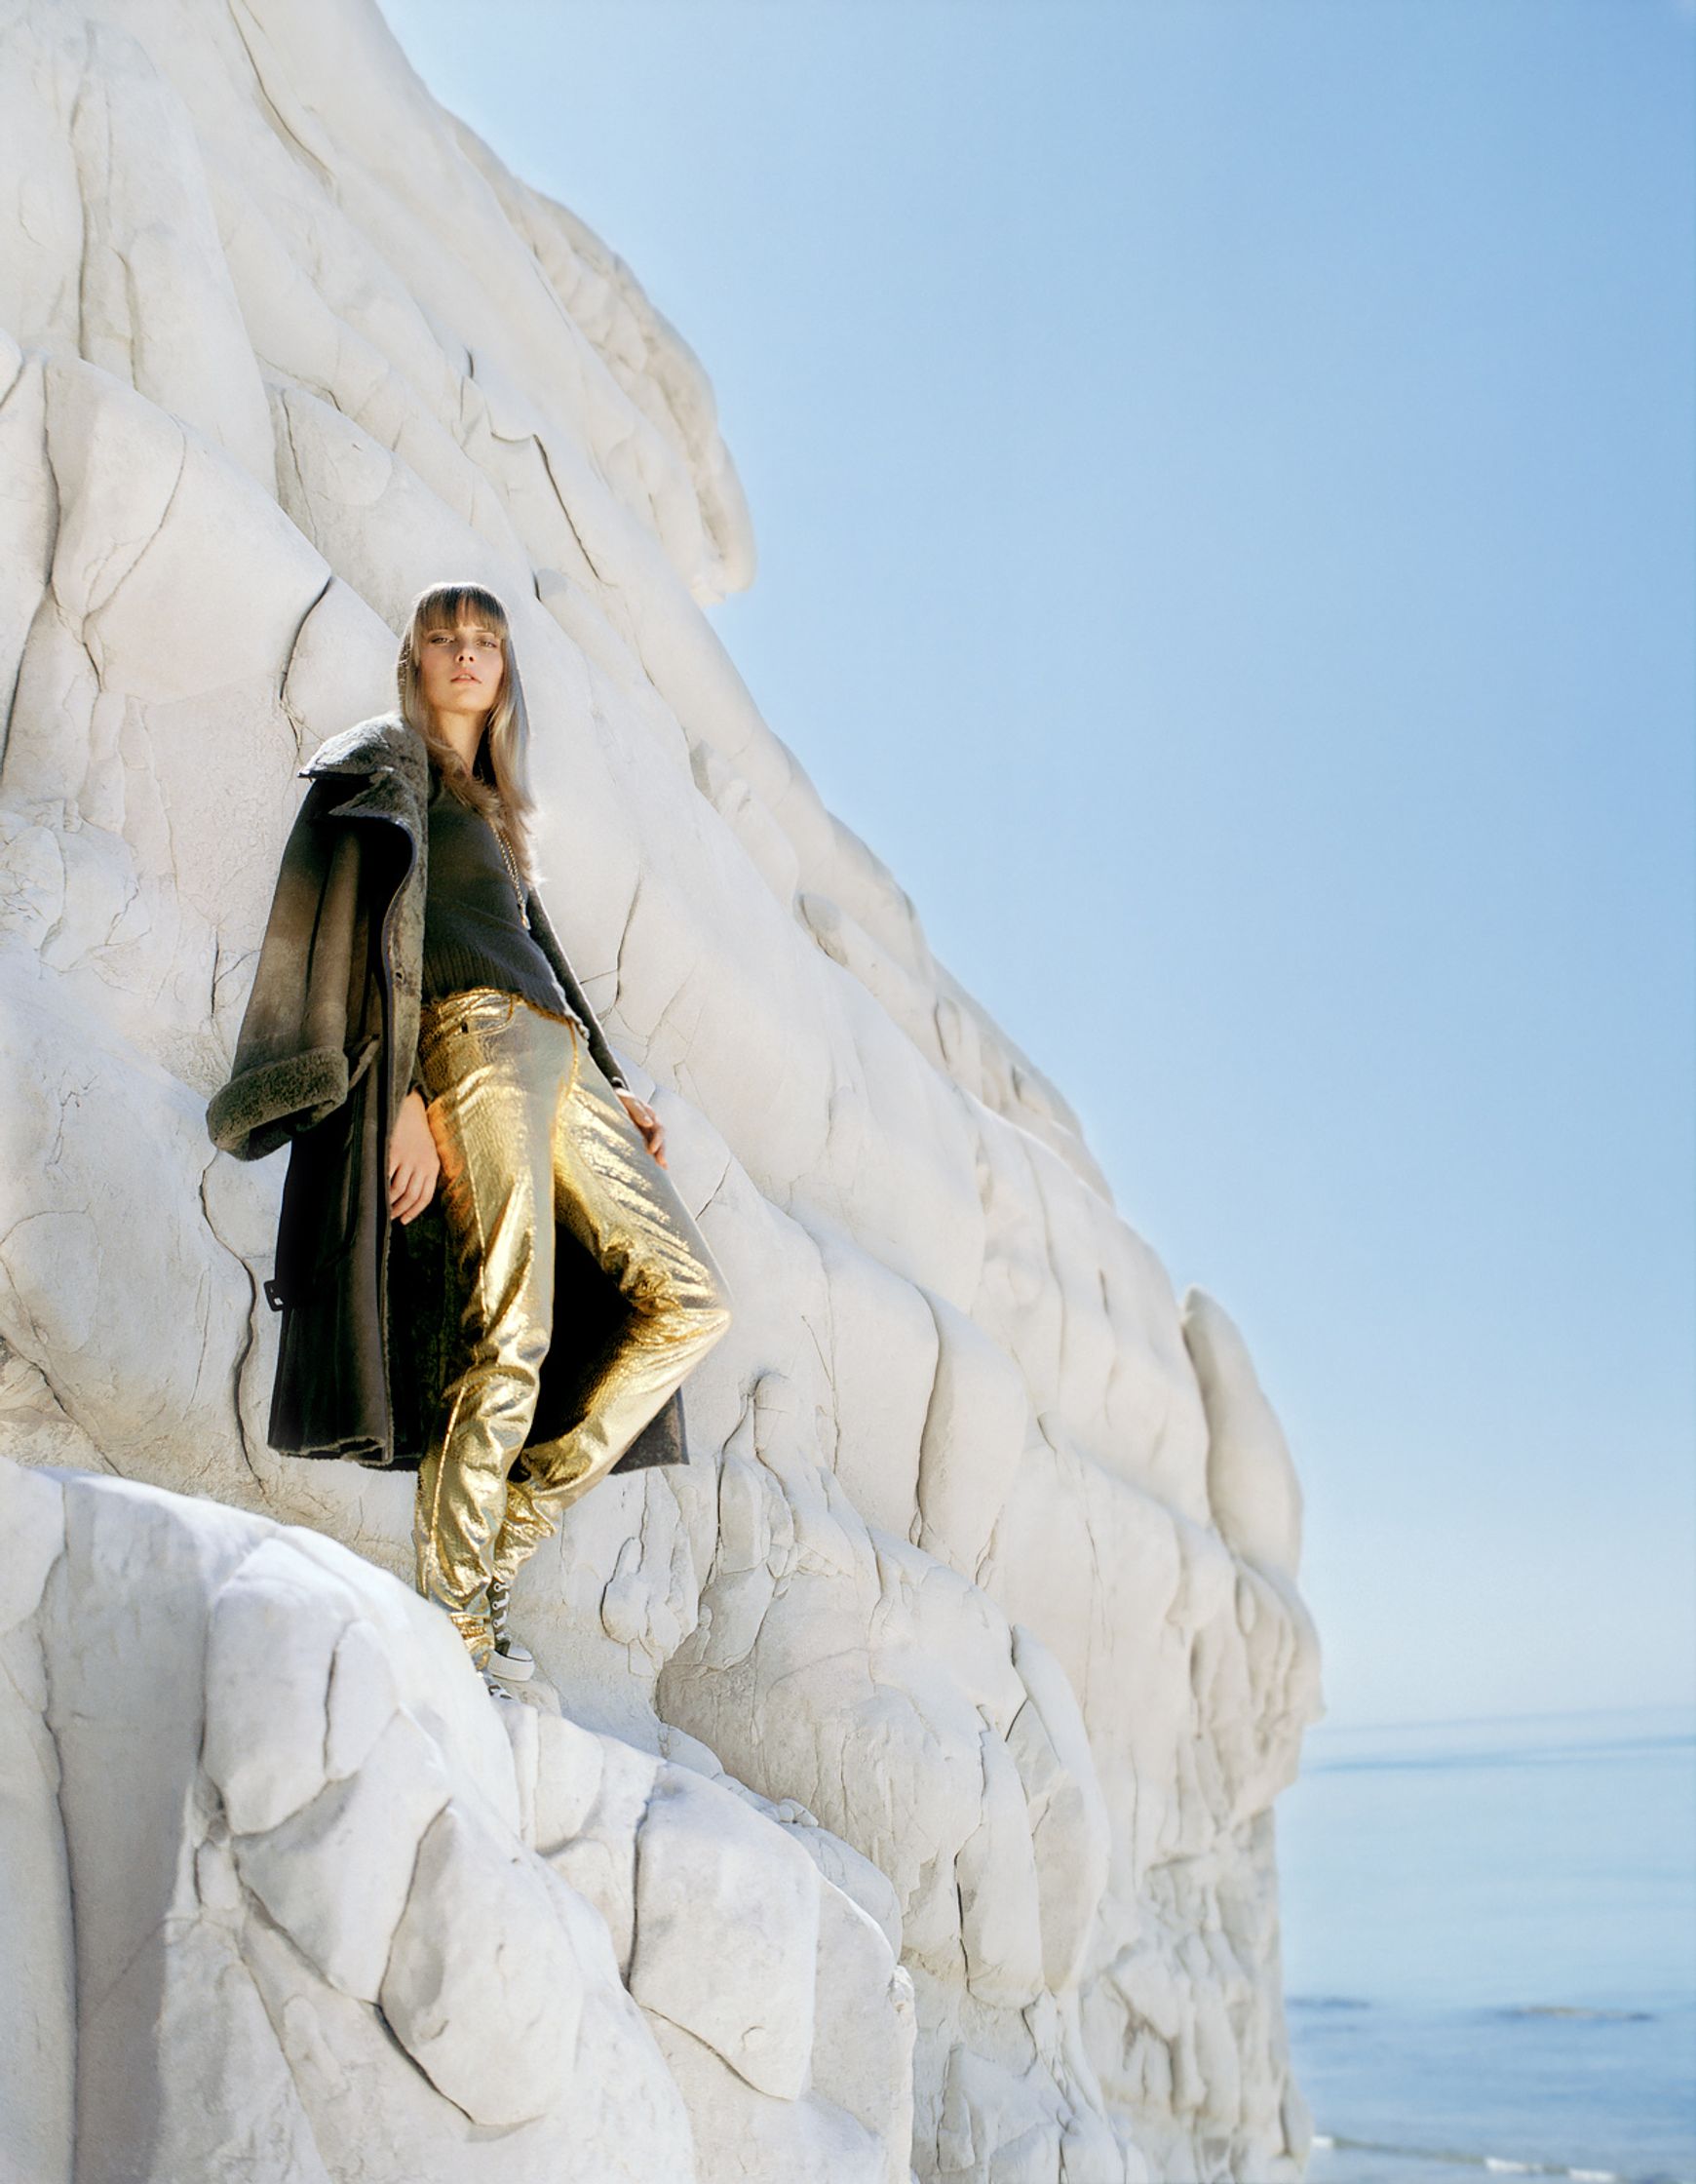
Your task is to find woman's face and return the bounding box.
[415,617,506,724]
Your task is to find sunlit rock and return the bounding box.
[0,1,1323,2175]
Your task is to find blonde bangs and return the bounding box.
[409,582,511,643]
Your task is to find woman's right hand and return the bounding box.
[388,1090,441,1223]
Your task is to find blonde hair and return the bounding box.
[396,581,539,883]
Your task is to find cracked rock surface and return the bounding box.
[0,1454,906,2181]
[0,3,1324,2178]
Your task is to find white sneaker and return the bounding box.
[487,1578,534,1683]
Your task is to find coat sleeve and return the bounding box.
[522,884,631,1094]
[206,784,378,1161]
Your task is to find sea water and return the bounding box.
[1276,1706,1696,2184]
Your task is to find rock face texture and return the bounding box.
[0,1453,912,2183]
[0,3,1324,2180]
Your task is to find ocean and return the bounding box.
[1276,1705,1696,2184]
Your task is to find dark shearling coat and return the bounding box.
[206,712,685,1475]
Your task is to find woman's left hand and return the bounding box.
[618,1092,668,1168]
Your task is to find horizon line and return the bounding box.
[1309,1698,1696,1735]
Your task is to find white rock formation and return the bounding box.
[0,3,1325,2179]
[0,1453,911,2183]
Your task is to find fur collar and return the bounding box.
[300,712,429,790]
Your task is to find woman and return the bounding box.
[208,583,733,1694]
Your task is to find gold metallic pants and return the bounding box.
[411,987,732,1665]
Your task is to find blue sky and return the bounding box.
[378,0,1695,1728]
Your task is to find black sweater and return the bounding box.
[419,771,570,1017]
[406,769,628,1100]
